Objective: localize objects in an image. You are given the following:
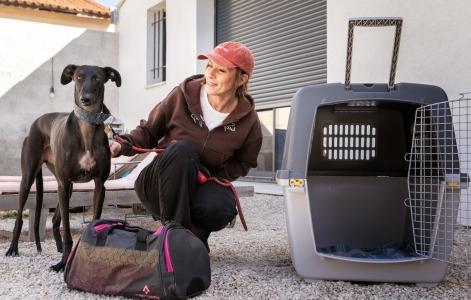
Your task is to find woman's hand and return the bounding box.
[109,140,122,157]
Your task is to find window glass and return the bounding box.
[147,3,166,85]
[255,110,273,172]
[275,107,290,170]
[248,106,291,179]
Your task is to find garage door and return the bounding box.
[216,0,327,108]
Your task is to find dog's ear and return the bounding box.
[60,64,77,85]
[104,67,121,87]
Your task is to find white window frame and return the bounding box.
[146,3,166,85]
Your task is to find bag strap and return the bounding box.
[95,229,111,247]
[135,229,151,251]
[344,17,403,91]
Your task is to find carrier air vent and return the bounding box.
[322,124,377,160]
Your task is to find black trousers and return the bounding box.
[134,140,237,232]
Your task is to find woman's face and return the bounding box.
[204,59,248,99]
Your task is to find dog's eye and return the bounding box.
[95,77,101,82]
[76,75,82,80]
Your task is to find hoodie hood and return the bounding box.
[179,74,256,125]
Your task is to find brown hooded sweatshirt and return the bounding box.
[119,75,263,181]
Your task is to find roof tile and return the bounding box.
[0,0,111,18]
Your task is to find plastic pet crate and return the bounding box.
[276,18,469,285]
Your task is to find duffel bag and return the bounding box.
[64,219,211,299]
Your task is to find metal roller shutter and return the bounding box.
[216,0,327,107]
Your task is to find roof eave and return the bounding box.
[0,1,111,19]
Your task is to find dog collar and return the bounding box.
[73,104,111,125]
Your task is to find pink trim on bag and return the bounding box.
[94,222,123,232]
[154,226,163,236]
[164,231,174,272]
[67,244,76,263]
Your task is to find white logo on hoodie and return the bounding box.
[224,123,236,132]
[191,113,205,127]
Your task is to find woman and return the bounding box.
[109,41,262,251]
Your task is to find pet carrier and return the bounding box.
[276,17,470,285]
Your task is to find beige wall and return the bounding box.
[327,0,471,100]
[116,0,214,129]
[0,5,114,98]
[0,17,83,97]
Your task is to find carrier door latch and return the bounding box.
[445,173,470,189]
[287,178,305,193]
[289,179,305,188]
[275,170,306,192]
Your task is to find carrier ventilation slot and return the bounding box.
[335,101,378,112]
[322,124,377,161]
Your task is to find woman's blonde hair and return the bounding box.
[235,68,249,99]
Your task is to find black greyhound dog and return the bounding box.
[5,65,121,272]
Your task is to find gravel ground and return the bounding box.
[0,194,470,299]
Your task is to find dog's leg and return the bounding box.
[6,138,41,257]
[5,176,36,256]
[52,179,73,253]
[33,169,44,253]
[51,204,63,253]
[50,181,73,272]
[92,179,106,220]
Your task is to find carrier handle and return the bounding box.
[345,17,403,90]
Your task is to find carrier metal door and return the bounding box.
[407,98,470,266]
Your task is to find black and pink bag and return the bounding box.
[64,219,211,299]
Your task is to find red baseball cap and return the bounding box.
[197,41,255,77]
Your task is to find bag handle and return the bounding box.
[95,222,125,246]
[344,17,403,91]
[95,223,151,251]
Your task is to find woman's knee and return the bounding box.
[192,205,237,232]
[158,140,199,171]
[165,140,196,159]
[191,183,238,231]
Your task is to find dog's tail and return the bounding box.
[33,169,44,253]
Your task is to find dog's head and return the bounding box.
[61,65,121,112]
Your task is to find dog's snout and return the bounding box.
[80,94,92,103]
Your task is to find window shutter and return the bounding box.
[216,0,327,107]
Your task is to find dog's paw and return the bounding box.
[5,246,19,257]
[50,261,66,272]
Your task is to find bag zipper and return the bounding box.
[155,225,176,273]
[163,229,174,273]
[159,226,173,273]
[94,222,123,232]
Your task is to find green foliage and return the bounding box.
[0,210,28,219]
